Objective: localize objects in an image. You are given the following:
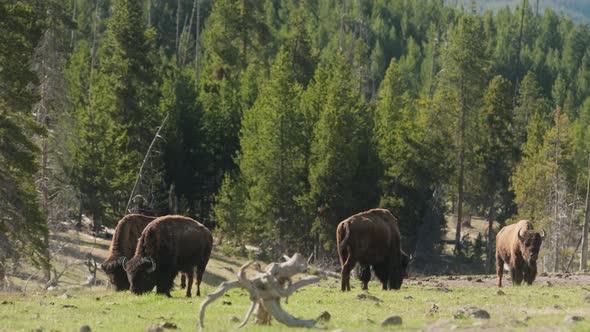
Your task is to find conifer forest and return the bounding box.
[2,0,590,280]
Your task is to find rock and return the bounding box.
[565,316,585,323]
[496,290,505,296]
[403,295,413,300]
[381,315,403,326]
[58,293,74,299]
[437,287,452,292]
[540,272,548,277]
[229,316,240,323]
[79,325,91,332]
[317,311,331,322]
[475,278,483,283]
[222,301,232,305]
[466,276,473,281]
[553,294,559,298]
[582,294,590,303]
[332,329,345,332]
[454,307,490,319]
[1,301,14,305]
[417,281,423,285]
[553,304,561,309]
[545,281,553,287]
[62,304,78,309]
[146,325,163,332]
[356,294,382,302]
[147,322,177,331]
[428,304,439,316]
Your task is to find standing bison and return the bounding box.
[495,219,545,287]
[125,215,213,297]
[101,214,156,290]
[336,208,410,291]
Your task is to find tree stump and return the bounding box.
[198,253,322,329]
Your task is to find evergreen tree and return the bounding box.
[237,47,309,256]
[477,75,514,271]
[0,0,48,279]
[308,53,377,252]
[74,0,161,227]
[440,14,488,251]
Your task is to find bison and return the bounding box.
[124,215,213,297]
[101,214,156,291]
[336,208,410,291]
[495,219,546,287]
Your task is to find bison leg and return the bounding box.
[185,270,194,297]
[156,270,176,297]
[181,273,186,289]
[511,267,523,286]
[496,255,504,288]
[358,264,371,290]
[195,258,210,297]
[372,263,389,290]
[341,256,357,292]
[523,264,537,285]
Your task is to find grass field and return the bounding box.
[2,274,590,331]
[2,230,590,331]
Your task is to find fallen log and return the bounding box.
[198,253,323,329]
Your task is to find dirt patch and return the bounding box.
[407,273,590,288]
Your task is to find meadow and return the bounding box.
[2,274,590,331]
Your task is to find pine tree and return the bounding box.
[74,0,161,227]
[478,75,514,272]
[441,14,488,251]
[237,47,308,256]
[0,0,48,281]
[308,53,376,252]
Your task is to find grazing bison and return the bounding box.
[101,214,156,291]
[495,219,546,287]
[337,208,410,291]
[125,215,212,297]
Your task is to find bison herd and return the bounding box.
[101,209,546,297]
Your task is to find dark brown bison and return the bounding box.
[495,219,546,287]
[336,208,410,291]
[101,214,156,290]
[124,215,212,297]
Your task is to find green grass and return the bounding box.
[1,277,590,332]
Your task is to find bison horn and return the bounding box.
[517,227,525,242]
[121,257,128,272]
[145,256,156,273]
[540,229,546,240]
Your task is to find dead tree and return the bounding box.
[199,253,323,329]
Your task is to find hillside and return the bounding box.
[2,230,250,293]
[451,0,590,23]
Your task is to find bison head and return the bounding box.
[125,256,157,294]
[101,256,130,291]
[388,251,412,290]
[518,228,546,265]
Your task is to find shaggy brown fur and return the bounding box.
[125,215,213,297]
[495,219,545,287]
[101,214,156,291]
[336,208,409,291]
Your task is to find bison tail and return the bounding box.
[337,223,350,267]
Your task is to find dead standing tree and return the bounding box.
[198,253,324,329]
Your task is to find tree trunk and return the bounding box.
[485,194,495,273]
[455,77,466,253]
[194,0,201,87]
[581,155,590,271]
[175,0,181,60]
[553,107,561,272]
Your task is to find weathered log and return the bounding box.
[198,253,322,329]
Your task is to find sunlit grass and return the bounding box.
[1,277,590,331]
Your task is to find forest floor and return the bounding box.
[1,230,590,331]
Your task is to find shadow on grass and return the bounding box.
[210,253,247,268]
[203,271,228,286]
